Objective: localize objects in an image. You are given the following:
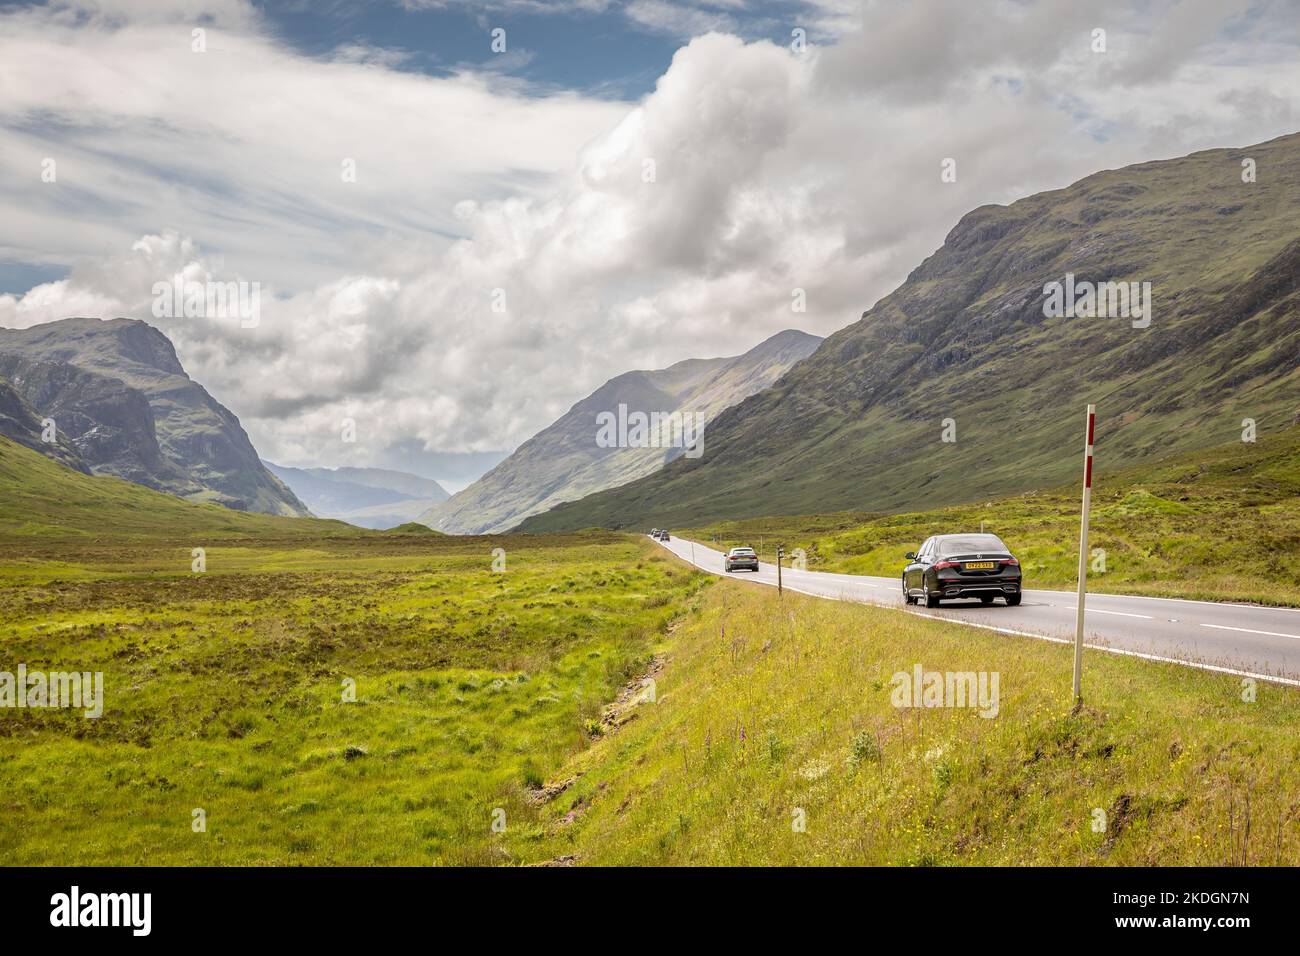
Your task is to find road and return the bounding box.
[658,536,1300,685]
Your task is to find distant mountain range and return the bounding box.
[521,132,1300,532]
[0,318,307,516]
[265,462,449,529]
[419,329,823,534]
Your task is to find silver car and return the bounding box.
[724,546,758,572]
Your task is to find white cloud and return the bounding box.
[2,0,1298,471]
[625,0,737,38]
[0,0,628,291]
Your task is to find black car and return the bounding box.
[902,533,1021,607]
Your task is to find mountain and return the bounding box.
[265,462,449,529]
[0,317,308,516]
[0,434,351,539]
[520,133,1300,532]
[420,329,822,534]
[0,378,92,473]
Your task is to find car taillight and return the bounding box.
[932,560,961,570]
[1004,557,1019,566]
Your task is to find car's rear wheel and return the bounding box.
[1005,593,1022,606]
[924,581,940,608]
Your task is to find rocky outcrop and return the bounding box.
[0,379,90,473]
[0,318,308,516]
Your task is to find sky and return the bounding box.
[0,0,1297,480]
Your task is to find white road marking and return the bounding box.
[1200,623,1300,641]
[1062,606,1153,619]
[1032,588,1300,614]
[908,611,1300,688]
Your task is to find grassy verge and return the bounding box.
[518,580,1300,865]
[0,530,709,864]
[684,429,1300,606]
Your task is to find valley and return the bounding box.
[0,130,1296,872]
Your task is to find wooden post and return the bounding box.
[1073,405,1096,708]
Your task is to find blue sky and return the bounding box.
[259,0,829,99]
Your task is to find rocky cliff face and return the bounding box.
[0,353,182,490]
[0,379,90,473]
[0,317,308,516]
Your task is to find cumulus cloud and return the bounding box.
[1,0,1298,471]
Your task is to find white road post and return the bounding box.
[1072,404,1096,706]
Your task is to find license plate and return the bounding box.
[964,561,996,570]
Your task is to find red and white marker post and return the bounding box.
[1072,404,1096,705]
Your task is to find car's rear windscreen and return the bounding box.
[937,535,1008,556]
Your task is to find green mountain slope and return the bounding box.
[0,435,350,540]
[521,133,1300,532]
[0,317,308,516]
[424,329,821,534]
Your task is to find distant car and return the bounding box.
[650,528,659,537]
[902,533,1022,607]
[724,546,758,572]
[658,530,671,541]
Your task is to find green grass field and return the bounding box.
[685,430,1300,606]
[0,528,707,864]
[0,435,713,863]
[2,434,1298,865]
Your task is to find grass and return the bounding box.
[516,582,1300,865]
[683,430,1300,606]
[0,437,713,863]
